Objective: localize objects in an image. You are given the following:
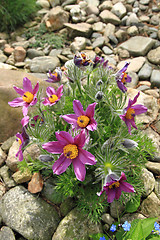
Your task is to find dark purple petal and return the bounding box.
[86,102,97,118]
[118,62,130,74]
[120,182,135,193]
[126,75,132,83]
[128,91,140,108]
[42,141,63,154]
[72,157,86,181]
[13,86,25,96]
[115,187,122,200]
[32,82,39,95]
[132,105,148,115]
[74,130,86,148]
[52,154,72,175]
[55,131,74,145]
[23,77,32,92]
[8,97,24,107]
[125,119,132,135]
[73,100,84,116]
[61,114,77,125]
[78,149,96,165]
[119,172,127,182]
[117,80,127,93]
[129,118,137,130]
[107,188,116,203]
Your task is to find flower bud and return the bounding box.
[122,139,138,149]
[95,91,103,100]
[96,79,103,86]
[38,155,54,162]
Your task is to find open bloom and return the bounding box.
[8,77,39,116]
[15,127,30,161]
[74,52,93,68]
[61,100,97,132]
[44,68,62,83]
[42,130,96,181]
[42,85,63,106]
[92,56,109,69]
[97,172,134,203]
[110,224,117,232]
[116,62,131,93]
[122,221,131,231]
[119,91,148,134]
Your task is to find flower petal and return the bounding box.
[13,86,25,96]
[42,141,63,154]
[72,157,86,181]
[78,149,96,165]
[22,105,28,116]
[107,189,116,203]
[129,118,137,130]
[61,114,77,125]
[46,86,56,97]
[117,80,127,93]
[115,187,122,200]
[52,154,72,175]
[128,91,140,108]
[85,102,97,118]
[86,119,97,131]
[21,116,29,127]
[119,172,127,181]
[42,98,51,106]
[32,82,39,95]
[56,84,63,98]
[30,97,37,106]
[23,77,32,92]
[74,130,86,148]
[8,97,24,107]
[73,100,84,116]
[55,131,74,145]
[120,182,135,193]
[132,105,148,115]
[125,119,132,135]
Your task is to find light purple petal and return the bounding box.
[119,114,126,122]
[46,86,56,97]
[55,131,74,145]
[52,154,72,175]
[22,105,28,116]
[8,97,24,107]
[78,149,96,165]
[13,86,25,96]
[118,62,130,74]
[30,97,37,106]
[119,172,127,181]
[125,120,132,135]
[120,182,135,193]
[74,130,86,148]
[86,119,97,131]
[107,189,116,203]
[56,84,63,98]
[85,102,97,118]
[18,150,23,161]
[21,116,29,127]
[132,105,148,115]
[16,133,23,144]
[126,75,132,83]
[72,157,86,181]
[32,82,39,95]
[128,91,140,108]
[73,100,84,116]
[23,77,32,92]
[42,141,63,154]
[42,98,51,106]
[129,118,137,130]
[61,114,77,125]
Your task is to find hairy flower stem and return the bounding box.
[116,201,120,223]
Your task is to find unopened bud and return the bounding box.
[95,91,103,100]
[39,155,54,162]
[122,139,138,149]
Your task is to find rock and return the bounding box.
[155,178,160,199]
[60,197,76,217]
[36,0,50,9]
[49,49,62,57]
[0,165,16,188]
[23,143,41,162]
[126,71,139,88]
[0,148,7,167]
[150,70,160,88]
[52,208,103,240]
[102,46,113,55]
[99,1,113,11]
[117,48,130,59]
[117,57,146,73]
[86,5,99,15]
[145,161,160,175]
[110,201,125,218]
[127,26,139,36]
[92,22,104,32]
[28,172,44,194]
[3,46,14,56]
[27,49,45,59]
[111,2,127,19]
[64,22,93,38]
[13,46,26,62]
[141,192,160,221]
[6,140,20,172]
[43,6,69,31]
[141,168,155,197]
[0,53,7,63]
[118,36,155,56]
[100,10,121,25]
[70,37,87,52]
[12,169,32,184]
[126,13,140,26]
[147,46,160,65]
[29,56,60,73]
[1,136,16,153]
[0,186,60,240]
[0,183,6,198]
[142,127,160,154]
[0,62,17,70]
[138,63,152,80]
[101,213,114,225]
[92,36,105,48]
[0,226,16,240]
[115,29,128,43]
[120,213,146,223]
[144,89,159,99]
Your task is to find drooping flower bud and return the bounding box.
[122,139,138,149]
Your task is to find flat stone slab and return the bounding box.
[64,22,93,38]
[118,36,155,56]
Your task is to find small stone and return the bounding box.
[120,213,146,223]
[101,213,114,225]
[102,46,113,55]
[115,29,128,43]
[155,178,160,199]
[1,136,16,153]
[110,201,125,218]
[145,161,160,175]
[126,71,139,88]
[6,140,20,172]
[70,37,86,52]
[12,169,32,184]
[117,48,130,59]
[0,148,7,167]
[126,13,139,26]
[92,22,104,32]
[0,226,16,240]
[92,36,105,48]
[150,70,160,88]
[138,63,152,80]
[141,168,155,197]
[147,47,160,65]
[144,89,159,99]
[99,1,113,11]
[111,2,127,19]
[127,26,139,36]
[117,57,146,73]
[100,10,121,25]
[14,46,26,62]
[28,172,43,194]
[0,165,16,188]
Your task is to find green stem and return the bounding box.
[116,201,120,224]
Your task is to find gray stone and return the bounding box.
[120,213,146,223]
[101,213,114,225]
[115,29,128,43]
[150,70,160,88]
[150,15,160,26]
[49,49,62,57]
[117,48,130,59]
[0,165,16,188]
[70,37,87,52]
[64,23,92,38]
[137,85,150,91]
[86,5,99,16]
[52,208,103,240]
[99,1,113,11]
[0,186,60,240]
[27,49,45,59]
[12,169,32,184]
[100,10,121,25]
[117,57,146,73]
[139,0,150,4]
[92,22,104,32]
[29,56,60,73]
[86,0,99,7]
[92,36,105,48]
[0,147,7,167]
[147,46,160,65]
[0,183,6,198]
[118,36,155,56]
[138,63,152,80]
[6,140,20,172]
[102,46,113,55]
[110,201,125,218]
[141,168,155,197]
[0,226,16,240]
[36,0,50,9]
[145,161,160,175]
[60,197,76,217]
[0,53,7,63]
[141,192,160,221]
[127,26,139,36]
[144,89,159,99]
[155,178,160,199]
[126,13,139,26]
[111,2,127,19]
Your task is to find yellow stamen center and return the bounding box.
[49,94,58,103]
[109,181,120,189]
[53,72,58,77]
[77,115,90,128]
[125,108,135,119]
[18,138,22,145]
[22,91,34,103]
[63,144,78,159]
[121,72,128,83]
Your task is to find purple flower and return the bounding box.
[15,127,30,161]
[74,52,93,68]
[30,114,45,127]
[92,56,108,68]
[110,224,117,232]
[42,130,96,181]
[116,63,131,93]
[97,172,134,203]
[122,221,131,231]
[42,85,63,106]
[61,100,97,132]
[119,91,148,135]
[8,77,39,116]
[44,68,62,83]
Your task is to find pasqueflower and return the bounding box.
[74,52,93,68]
[97,172,134,203]
[42,85,63,106]
[8,77,39,116]
[44,68,62,83]
[15,127,30,161]
[116,62,131,93]
[92,56,108,68]
[119,91,148,135]
[122,221,131,231]
[42,130,96,181]
[61,100,97,132]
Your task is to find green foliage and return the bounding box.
[125,195,141,213]
[89,233,109,240]
[0,0,38,32]
[24,23,66,49]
